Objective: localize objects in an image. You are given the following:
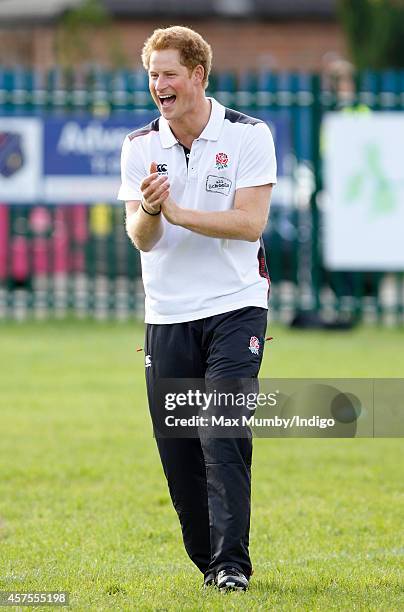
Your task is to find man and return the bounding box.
[118,26,276,591]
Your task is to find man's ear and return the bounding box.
[192,65,205,85]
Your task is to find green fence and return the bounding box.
[0,67,403,323]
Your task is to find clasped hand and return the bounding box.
[140,162,181,225]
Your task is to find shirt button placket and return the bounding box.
[189,143,199,177]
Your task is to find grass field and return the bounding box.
[0,321,403,611]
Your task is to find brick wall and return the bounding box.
[1,19,347,72]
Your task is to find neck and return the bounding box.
[168,97,211,149]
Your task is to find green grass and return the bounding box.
[0,321,403,610]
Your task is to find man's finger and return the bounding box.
[140,172,160,191]
[147,181,170,204]
[142,176,168,197]
[150,161,158,174]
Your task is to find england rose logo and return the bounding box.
[249,336,260,355]
[215,152,229,170]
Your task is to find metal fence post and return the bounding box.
[309,73,322,313]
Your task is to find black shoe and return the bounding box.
[217,567,249,591]
[203,571,216,588]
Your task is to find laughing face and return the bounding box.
[148,49,202,122]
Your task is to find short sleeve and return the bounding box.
[236,122,277,190]
[117,136,145,201]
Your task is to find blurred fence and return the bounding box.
[0,67,403,323]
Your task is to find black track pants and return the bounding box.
[144,306,268,579]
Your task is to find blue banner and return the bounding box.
[44,114,157,177]
[0,111,292,204]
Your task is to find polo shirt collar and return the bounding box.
[159,97,225,148]
[199,97,225,141]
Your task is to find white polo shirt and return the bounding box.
[118,97,277,324]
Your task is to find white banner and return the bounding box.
[0,118,42,203]
[323,112,404,270]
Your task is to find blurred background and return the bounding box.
[0,0,403,325]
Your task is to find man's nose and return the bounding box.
[155,75,168,91]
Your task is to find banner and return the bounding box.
[42,115,156,202]
[0,118,42,203]
[323,112,404,270]
[0,111,292,205]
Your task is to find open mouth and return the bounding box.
[159,94,176,108]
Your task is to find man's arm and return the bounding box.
[161,184,273,242]
[125,162,169,252]
[125,200,163,252]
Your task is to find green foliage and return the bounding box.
[63,0,109,28]
[55,0,127,67]
[338,0,404,68]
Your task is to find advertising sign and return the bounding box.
[0,110,292,205]
[0,117,42,203]
[323,113,404,270]
[43,114,156,202]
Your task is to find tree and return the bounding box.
[55,0,127,67]
[338,0,404,69]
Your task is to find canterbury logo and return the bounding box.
[157,163,168,174]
